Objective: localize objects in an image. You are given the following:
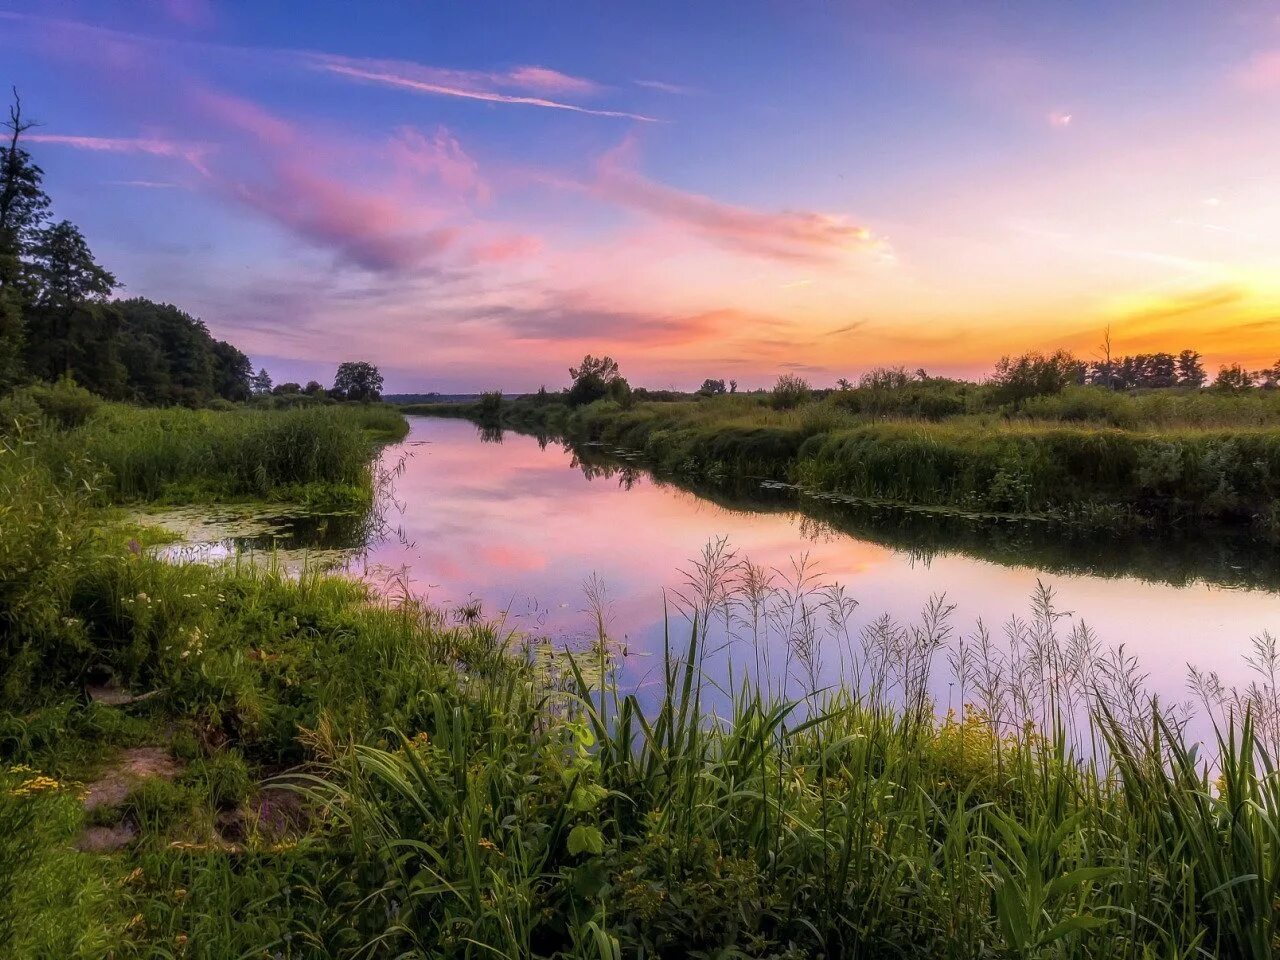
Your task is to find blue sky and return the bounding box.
[4,0,1280,390]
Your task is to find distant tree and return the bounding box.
[1176,349,1206,388]
[860,366,911,390]
[1213,363,1254,392]
[332,360,383,401]
[272,382,302,395]
[211,340,251,401]
[1255,361,1280,390]
[698,378,727,396]
[835,377,853,391]
[770,373,811,410]
[250,367,273,396]
[478,389,503,423]
[568,354,625,407]
[729,379,737,393]
[989,350,1079,405]
[303,379,326,396]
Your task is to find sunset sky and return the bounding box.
[5,0,1280,391]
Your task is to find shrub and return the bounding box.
[770,373,811,410]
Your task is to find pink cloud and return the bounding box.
[25,133,210,173]
[471,235,543,262]
[310,54,657,122]
[505,65,602,97]
[592,138,883,265]
[1235,50,1280,91]
[192,92,460,272]
[389,126,490,203]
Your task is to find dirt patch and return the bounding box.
[76,821,138,853]
[82,746,181,812]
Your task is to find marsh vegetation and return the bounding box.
[4,404,1280,958]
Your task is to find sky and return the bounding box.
[4,0,1280,392]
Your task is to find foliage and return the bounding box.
[1215,363,1256,392]
[569,354,629,407]
[4,439,1280,957]
[990,349,1083,405]
[332,360,384,402]
[697,377,727,396]
[770,372,811,409]
[0,95,253,406]
[478,389,503,423]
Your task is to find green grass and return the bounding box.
[4,400,1280,957]
[7,400,407,510]
[421,390,1280,530]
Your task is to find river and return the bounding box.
[173,415,1280,730]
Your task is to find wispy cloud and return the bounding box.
[310,54,657,122]
[634,79,695,95]
[592,137,884,265]
[25,133,210,173]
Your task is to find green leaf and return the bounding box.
[567,823,605,856]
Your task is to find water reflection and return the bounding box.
[162,415,1280,726]
[348,419,1280,720]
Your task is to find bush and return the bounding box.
[28,378,101,428]
[770,373,811,410]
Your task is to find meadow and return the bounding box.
[0,391,1277,957]
[410,381,1280,531]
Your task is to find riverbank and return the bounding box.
[408,388,1280,531]
[3,402,1280,958]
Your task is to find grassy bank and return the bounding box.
[0,400,1277,956]
[4,386,407,511]
[410,389,1280,530]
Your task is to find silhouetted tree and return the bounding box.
[250,367,273,396]
[990,350,1079,404]
[1176,350,1206,388]
[568,354,626,406]
[332,360,383,401]
[1213,364,1254,392]
[698,378,727,396]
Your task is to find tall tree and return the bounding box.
[250,367,273,396]
[0,90,49,387]
[1176,350,1206,388]
[332,360,383,401]
[27,220,116,308]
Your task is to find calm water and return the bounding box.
[179,415,1280,720]
[299,415,1278,717]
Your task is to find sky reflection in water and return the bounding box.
[344,417,1280,721]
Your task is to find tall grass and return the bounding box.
[430,391,1280,530]
[12,401,407,506]
[4,409,1280,956]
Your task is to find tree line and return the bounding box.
[0,93,384,407]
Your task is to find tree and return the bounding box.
[770,373,811,410]
[272,382,302,395]
[27,220,116,309]
[1176,350,1206,388]
[303,380,326,396]
[729,379,737,393]
[1213,364,1254,392]
[698,378,726,396]
[568,354,625,407]
[835,377,853,391]
[211,340,252,401]
[0,89,48,387]
[990,350,1079,405]
[332,360,383,401]
[250,367,273,396]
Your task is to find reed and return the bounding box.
[3,410,1280,958]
